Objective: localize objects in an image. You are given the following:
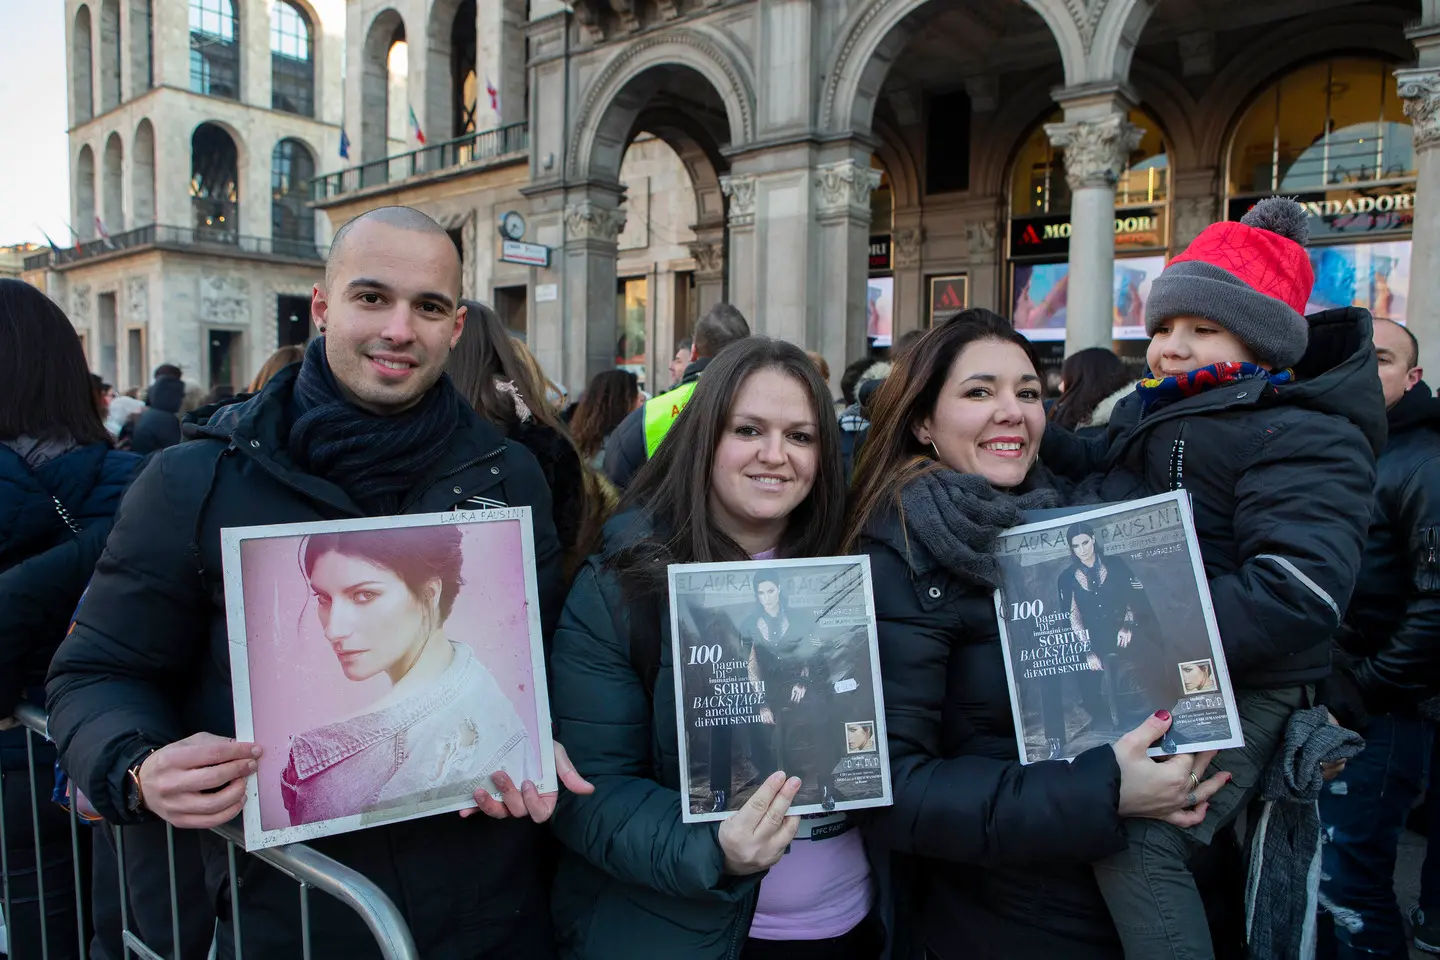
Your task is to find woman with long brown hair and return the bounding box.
[447,300,612,579]
[550,337,883,960]
[845,309,1225,960]
[570,369,641,469]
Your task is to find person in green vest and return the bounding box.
[603,302,750,488]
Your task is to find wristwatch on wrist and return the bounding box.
[125,749,156,816]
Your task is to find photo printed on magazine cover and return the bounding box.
[668,557,892,824]
[222,508,556,850]
[992,492,1243,764]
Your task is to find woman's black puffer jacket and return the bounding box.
[861,506,1129,960]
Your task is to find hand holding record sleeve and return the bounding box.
[716,771,803,875]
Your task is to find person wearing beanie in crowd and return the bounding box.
[1043,197,1385,960]
[837,360,892,479]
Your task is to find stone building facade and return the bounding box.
[514,0,1440,389]
[26,0,345,393]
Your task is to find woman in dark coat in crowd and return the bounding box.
[570,369,641,471]
[549,338,883,960]
[0,278,141,960]
[843,310,1227,960]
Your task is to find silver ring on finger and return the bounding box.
[1185,791,1198,808]
[1189,772,1200,790]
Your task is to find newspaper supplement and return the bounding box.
[668,557,893,824]
[991,492,1244,763]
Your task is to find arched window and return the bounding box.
[271,1,314,117]
[133,119,156,226]
[192,122,239,241]
[190,0,238,100]
[74,6,94,123]
[452,0,477,136]
[103,132,124,233]
[271,139,316,254]
[76,145,96,241]
[100,0,121,111]
[1228,58,1412,195]
[1227,58,1415,323]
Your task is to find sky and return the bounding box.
[0,0,72,246]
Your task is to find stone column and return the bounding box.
[891,220,924,336]
[720,173,758,325]
[1045,98,1142,357]
[1399,55,1440,376]
[561,193,627,390]
[814,157,882,387]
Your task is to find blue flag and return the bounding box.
[339,128,351,161]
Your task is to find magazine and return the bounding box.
[221,508,556,851]
[668,557,892,824]
[991,491,1244,763]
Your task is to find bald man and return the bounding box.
[1318,317,1440,959]
[47,205,589,959]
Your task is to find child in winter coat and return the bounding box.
[1042,197,1386,959]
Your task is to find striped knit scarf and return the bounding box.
[1136,361,1294,416]
[288,337,460,516]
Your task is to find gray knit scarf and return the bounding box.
[1246,706,1366,960]
[288,337,461,516]
[897,466,1058,589]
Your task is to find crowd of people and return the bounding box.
[2,197,1440,960]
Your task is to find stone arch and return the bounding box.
[132,118,155,226]
[873,118,922,210]
[631,106,730,233]
[102,131,124,232]
[1088,0,1158,88]
[820,0,1086,136]
[568,28,755,183]
[362,8,407,163]
[1127,61,1202,173]
[74,5,94,124]
[1195,16,1414,165]
[76,144,96,241]
[973,73,1066,199]
[99,0,121,111]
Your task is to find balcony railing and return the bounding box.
[310,122,529,202]
[24,223,325,269]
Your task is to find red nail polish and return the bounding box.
[1154,710,1170,721]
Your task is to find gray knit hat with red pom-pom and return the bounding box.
[1145,197,1315,368]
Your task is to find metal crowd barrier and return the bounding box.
[1,702,419,960]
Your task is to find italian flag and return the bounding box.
[408,105,426,145]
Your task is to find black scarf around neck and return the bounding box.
[288,337,461,516]
[898,465,1058,589]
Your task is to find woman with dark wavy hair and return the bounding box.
[570,369,641,469]
[1049,347,1136,435]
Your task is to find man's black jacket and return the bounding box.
[602,357,711,489]
[1331,381,1440,718]
[45,364,563,959]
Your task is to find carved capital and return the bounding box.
[1172,195,1218,249]
[1044,114,1144,190]
[565,200,627,243]
[965,220,997,259]
[688,240,724,278]
[814,159,882,216]
[894,228,923,268]
[1397,67,1440,152]
[721,175,757,227]
[572,1,604,43]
